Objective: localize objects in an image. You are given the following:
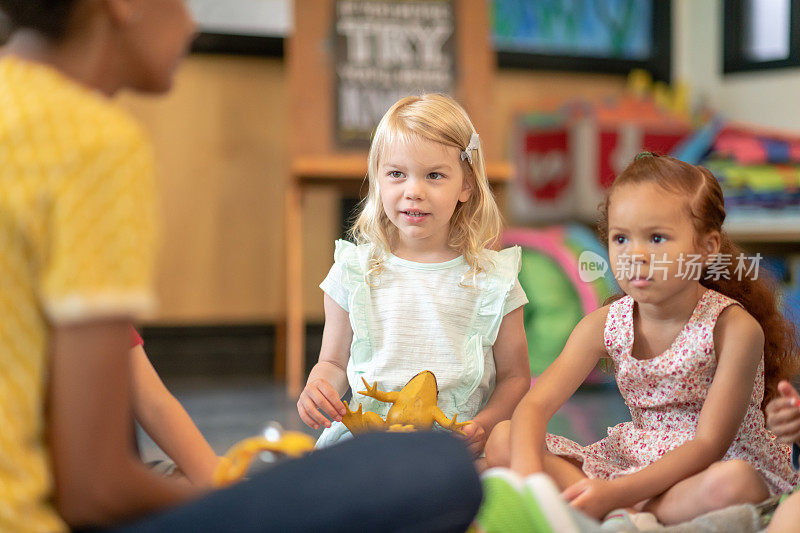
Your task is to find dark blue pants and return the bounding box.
[98,432,481,533]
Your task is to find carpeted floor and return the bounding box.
[137,378,630,463]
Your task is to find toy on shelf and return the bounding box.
[342,371,469,435]
[511,70,694,223]
[213,422,315,487]
[673,120,800,217]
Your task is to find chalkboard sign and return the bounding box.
[334,0,457,147]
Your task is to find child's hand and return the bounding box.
[562,478,621,520]
[297,379,346,430]
[766,380,800,445]
[461,421,487,457]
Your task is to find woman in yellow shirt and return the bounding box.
[0,1,480,531]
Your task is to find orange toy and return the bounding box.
[213,424,315,487]
[342,370,470,435]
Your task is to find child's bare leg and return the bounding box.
[484,420,511,468]
[484,421,587,489]
[542,450,587,490]
[643,459,769,525]
[769,490,800,532]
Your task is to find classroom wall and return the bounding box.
[121,45,626,325]
[125,2,800,327]
[673,0,800,131]
[119,56,291,323]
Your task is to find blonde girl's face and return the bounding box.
[607,182,718,304]
[378,136,472,259]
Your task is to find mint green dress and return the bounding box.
[317,240,528,447]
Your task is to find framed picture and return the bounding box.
[188,0,290,56]
[492,0,672,81]
[723,0,800,74]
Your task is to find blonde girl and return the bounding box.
[485,153,799,525]
[298,94,531,456]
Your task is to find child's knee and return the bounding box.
[700,460,769,509]
[770,490,800,532]
[485,420,511,467]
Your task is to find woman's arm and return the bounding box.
[48,320,200,528]
[469,307,531,453]
[131,344,220,486]
[509,307,609,475]
[297,294,353,429]
[567,305,765,515]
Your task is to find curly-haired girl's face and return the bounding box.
[378,136,471,260]
[607,182,718,304]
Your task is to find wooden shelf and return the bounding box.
[291,154,512,184]
[724,212,800,242]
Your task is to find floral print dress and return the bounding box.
[546,289,798,495]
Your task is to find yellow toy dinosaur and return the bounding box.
[342,370,470,435]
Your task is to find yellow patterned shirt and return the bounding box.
[0,55,157,532]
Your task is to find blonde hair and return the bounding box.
[350,93,502,281]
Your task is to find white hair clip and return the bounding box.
[460,133,480,165]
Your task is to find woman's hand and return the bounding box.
[297,378,346,430]
[461,421,487,457]
[562,478,623,520]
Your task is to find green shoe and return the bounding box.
[477,468,545,532]
[476,468,582,532]
[521,473,581,533]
